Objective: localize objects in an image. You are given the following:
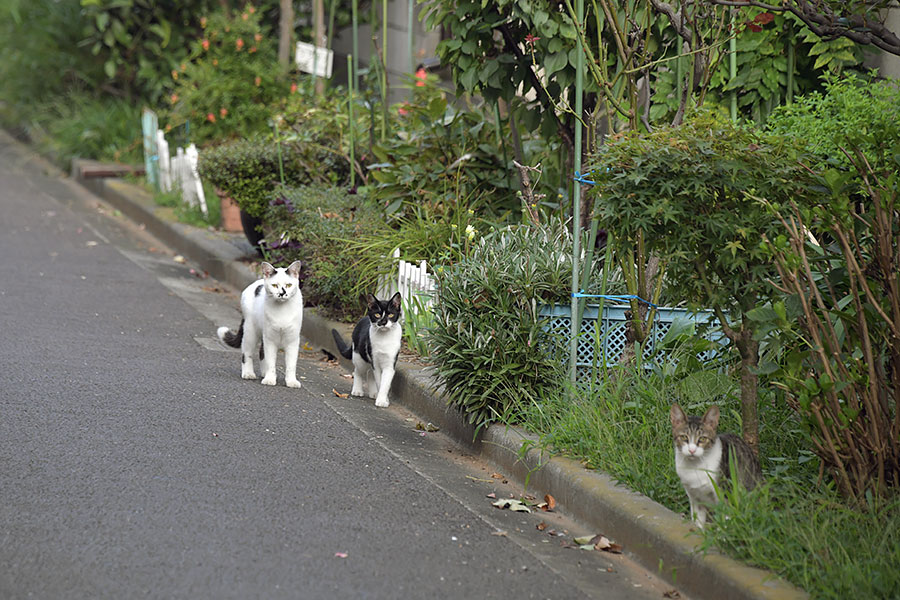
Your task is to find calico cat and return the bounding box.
[217,261,304,388]
[669,403,763,528]
[331,292,402,408]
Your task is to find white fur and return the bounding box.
[353,320,402,408]
[674,437,723,528]
[218,262,303,388]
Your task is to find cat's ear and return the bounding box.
[365,293,378,310]
[389,292,402,311]
[286,261,302,279]
[261,262,276,278]
[701,405,720,429]
[669,403,686,428]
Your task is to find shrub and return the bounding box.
[165,4,288,144]
[198,138,308,218]
[261,185,384,319]
[428,223,604,426]
[367,79,519,223]
[584,109,811,455]
[755,76,900,501]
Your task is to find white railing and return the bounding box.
[142,110,207,217]
[377,248,436,314]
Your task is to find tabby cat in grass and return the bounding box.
[217,261,304,388]
[331,292,402,408]
[670,403,763,528]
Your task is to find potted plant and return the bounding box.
[197,137,304,251]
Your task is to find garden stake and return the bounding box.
[348,54,355,188]
[274,121,285,186]
[730,10,737,121]
[407,0,415,77]
[352,0,359,91]
[570,0,585,383]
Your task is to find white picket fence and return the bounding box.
[377,248,436,314]
[142,109,207,216]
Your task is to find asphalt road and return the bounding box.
[0,135,685,600]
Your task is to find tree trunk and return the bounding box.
[735,318,760,457]
[278,0,294,70]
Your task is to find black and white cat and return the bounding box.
[331,292,402,407]
[217,261,304,388]
[670,403,763,528]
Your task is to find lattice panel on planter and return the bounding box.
[538,303,722,380]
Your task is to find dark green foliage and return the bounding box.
[197,138,308,218]
[165,5,287,143]
[586,110,807,319]
[261,186,384,319]
[0,0,102,112]
[428,224,594,427]
[367,81,519,223]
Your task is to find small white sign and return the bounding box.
[295,41,333,78]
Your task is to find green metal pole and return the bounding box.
[352,0,359,90]
[348,54,355,188]
[786,23,795,105]
[381,0,388,141]
[730,11,737,121]
[570,0,584,383]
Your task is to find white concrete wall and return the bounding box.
[330,0,442,102]
[863,5,900,79]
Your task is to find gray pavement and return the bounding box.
[0,134,684,598]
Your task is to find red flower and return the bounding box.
[415,67,427,87]
[219,108,228,118]
[254,76,262,87]
[524,33,541,48]
[236,38,244,51]
[202,39,210,51]
[170,94,178,104]
[206,113,216,123]
[290,82,298,94]
[254,33,262,43]
[249,46,257,53]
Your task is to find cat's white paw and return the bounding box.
[261,375,277,386]
[241,371,257,380]
[375,397,390,408]
[285,378,302,389]
[350,386,366,397]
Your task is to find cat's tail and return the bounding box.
[331,329,353,360]
[217,320,244,348]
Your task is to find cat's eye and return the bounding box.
[285,283,292,288]
[677,434,688,442]
[374,313,382,318]
[698,436,710,444]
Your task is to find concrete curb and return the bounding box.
[66,156,806,600]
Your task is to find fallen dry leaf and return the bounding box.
[334,552,348,559]
[486,492,496,499]
[492,498,531,513]
[536,522,547,531]
[490,530,508,537]
[332,388,349,398]
[663,590,681,599]
[544,494,557,511]
[173,255,186,264]
[490,472,504,479]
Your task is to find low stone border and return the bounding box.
[65,153,807,600]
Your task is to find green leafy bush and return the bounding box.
[584,109,811,453]
[261,185,384,319]
[166,4,288,143]
[367,80,518,223]
[755,75,900,501]
[428,223,603,426]
[197,138,308,218]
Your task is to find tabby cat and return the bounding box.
[669,403,763,528]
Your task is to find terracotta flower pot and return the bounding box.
[218,191,243,233]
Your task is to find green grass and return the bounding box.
[16,93,144,168]
[153,180,221,229]
[516,345,897,598]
